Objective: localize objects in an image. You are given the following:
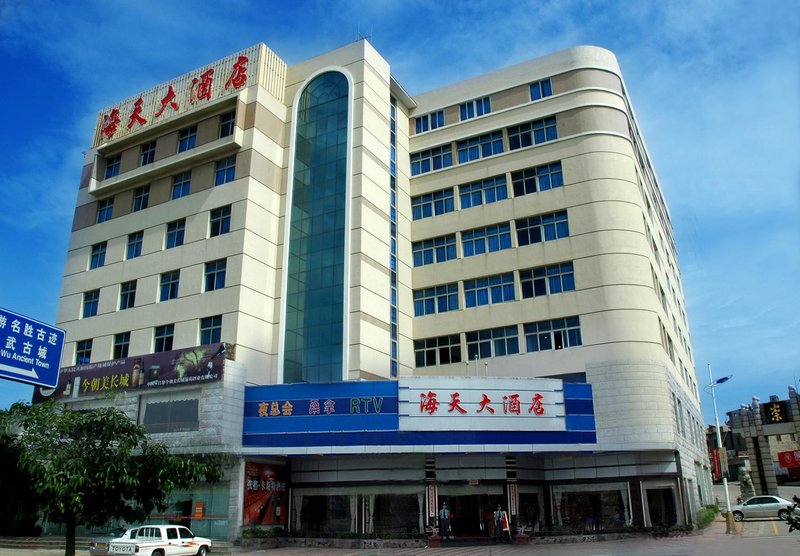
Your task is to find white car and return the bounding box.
[108,524,211,556]
[723,495,798,522]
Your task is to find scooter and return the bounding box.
[783,495,800,533]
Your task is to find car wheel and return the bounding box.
[196,546,208,556]
[778,509,790,521]
[732,511,744,522]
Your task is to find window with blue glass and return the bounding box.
[204,259,227,292]
[284,71,349,384]
[520,262,575,298]
[113,332,130,359]
[415,334,461,367]
[466,326,519,359]
[460,96,491,120]
[457,131,503,163]
[75,339,92,365]
[96,198,113,223]
[90,242,106,269]
[459,176,508,209]
[516,211,569,246]
[529,78,553,101]
[200,315,222,344]
[119,280,136,310]
[154,324,174,352]
[462,223,512,257]
[166,219,185,249]
[210,205,231,237]
[410,145,453,175]
[412,234,457,267]
[464,273,515,308]
[507,117,558,150]
[126,231,143,260]
[413,283,458,316]
[219,111,235,138]
[511,162,563,196]
[178,126,197,153]
[415,110,444,134]
[140,141,156,166]
[411,188,455,220]
[83,290,99,318]
[104,154,121,179]
[159,270,179,302]
[389,98,399,377]
[524,316,582,351]
[133,185,149,212]
[214,156,236,185]
[172,171,191,200]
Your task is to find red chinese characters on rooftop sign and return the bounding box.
[97,52,252,144]
[419,390,547,416]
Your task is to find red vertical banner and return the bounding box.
[243,462,288,526]
[508,483,518,515]
[712,448,721,480]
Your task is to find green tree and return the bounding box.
[0,401,229,556]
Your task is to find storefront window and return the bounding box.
[148,484,230,539]
[299,495,352,535]
[371,494,421,535]
[552,482,630,531]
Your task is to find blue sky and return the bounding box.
[0,0,797,425]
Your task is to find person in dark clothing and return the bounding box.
[439,502,452,540]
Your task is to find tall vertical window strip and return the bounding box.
[415,110,444,133]
[90,242,106,269]
[133,185,149,211]
[507,117,557,150]
[461,224,512,257]
[456,131,503,163]
[460,96,491,120]
[511,162,563,197]
[412,234,457,267]
[459,176,507,209]
[529,78,553,101]
[389,97,398,377]
[284,71,349,384]
[413,283,458,316]
[410,145,452,176]
[516,211,569,246]
[411,188,454,220]
[127,231,143,260]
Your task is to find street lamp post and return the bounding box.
[705,364,733,533]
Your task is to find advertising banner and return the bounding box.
[243,461,288,526]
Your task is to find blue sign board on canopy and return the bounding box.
[0,306,65,389]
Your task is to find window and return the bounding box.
[412,234,457,267]
[411,189,454,220]
[214,156,236,185]
[460,96,491,120]
[462,223,512,257]
[126,231,143,260]
[139,141,156,166]
[133,185,150,211]
[415,110,444,133]
[511,162,563,197]
[413,283,458,316]
[459,176,508,209]
[119,280,136,310]
[178,126,197,153]
[410,145,453,176]
[104,154,121,178]
[200,315,222,344]
[524,316,582,352]
[165,219,185,249]
[507,116,558,150]
[516,211,569,246]
[75,339,92,365]
[520,262,575,298]
[154,324,174,353]
[466,326,519,359]
[464,273,515,308]
[529,78,553,101]
[96,198,113,223]
[219,111,235,138]
[456,131,503,163]
[414,334,461,367]
[171,171,191,200]
[204,259,227,292]
[210,205,232,237]
[160,270,180,301]
[89,242,106,269]
[83,290,99,318]
[113,332,130,359]
[141,398,199,433]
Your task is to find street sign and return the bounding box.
[0,306,65,389]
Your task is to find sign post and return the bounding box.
[0,307,65,389]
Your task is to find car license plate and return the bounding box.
[110,546,135,553]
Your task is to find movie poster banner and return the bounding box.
[32,343,227,402]
[243,461,288,526]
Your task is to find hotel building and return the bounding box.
[43,40,709,540]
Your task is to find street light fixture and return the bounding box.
[705,364,733,533]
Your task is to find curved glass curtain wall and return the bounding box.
[284,71,349,383]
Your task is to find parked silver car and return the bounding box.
[88,527,137,556]
[723,495,798,522]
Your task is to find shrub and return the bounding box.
[695,504,719,530]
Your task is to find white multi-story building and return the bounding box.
[45,40,709,540]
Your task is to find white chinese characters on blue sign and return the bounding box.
[0,307,65,389]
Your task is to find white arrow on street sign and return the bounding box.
[0,363,40,380]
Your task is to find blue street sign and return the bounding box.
[0,307,65,389]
